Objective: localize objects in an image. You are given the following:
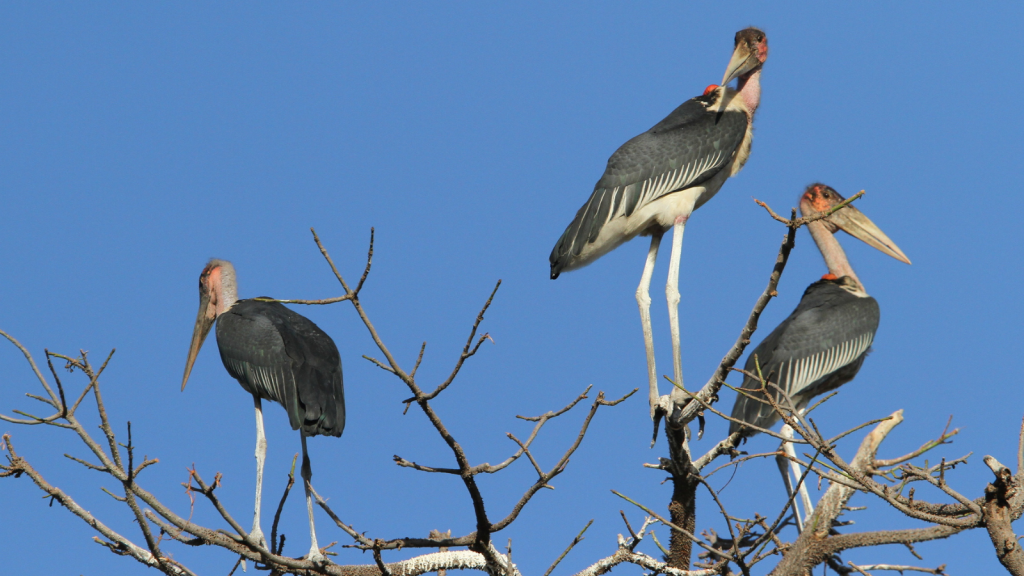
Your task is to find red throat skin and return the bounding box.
[736,69,761,115]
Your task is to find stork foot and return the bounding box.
[657,394,677,420]
[248,526,268,550]
[306,547,328,564]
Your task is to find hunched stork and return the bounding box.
[729,184,910,530]
[549,28,768,419]
[182,259,345,563]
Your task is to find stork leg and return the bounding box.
[666,215,688,405]
[777,423,815,532]
[636,231,663,420]
[301,434,326,563]
[775,441,804,532]
[251,395,268,548]
[786,420,816,521]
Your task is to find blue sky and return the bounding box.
[1,3,1022,575]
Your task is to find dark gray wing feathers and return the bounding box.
[216,300,345,438]
[550,97,747,275]
[729,282,880,436]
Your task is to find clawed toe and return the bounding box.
[306,548,327,564]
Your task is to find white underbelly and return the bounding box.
[566,183,713,271]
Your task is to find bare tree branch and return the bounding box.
[983,456,1024,575]
[542,519,593,576]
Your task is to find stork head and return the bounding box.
[799,184,912,265]
[722,27,768,87]
[181,259,238,391]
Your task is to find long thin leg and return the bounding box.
[779,423,815,532]
[301,434,326,563]
[637,231,663,420]
[666,215,688,406]
[786,419,816,520]
[775,440,804,532]
[251,396,268,548]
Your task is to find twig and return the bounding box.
[186,468,248,540]
[469,386,593,475]
[849,563,946,575]
[252,295,352,305]
[411,342,427,378]
[875,417,959,468]
[0,330,58,405]
[543,519,593,576]
[1017,415,1024,474]
[270,455,298,555]
[570,547,726,576]
[407,280,501,403]
[610,490,732,562]
[620,510,638,544]
[63,453,109,472]
[373,542,392,576]
[490,389,636,532]
[754,190,865,228]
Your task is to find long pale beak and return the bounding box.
[831,205,912,265]
[721,44,760,87]
[182,292,215,391]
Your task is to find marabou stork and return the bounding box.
[181,259,345,563]
[729,184,910,530]
[549,28,768,419]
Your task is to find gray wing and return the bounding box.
[729,281,880,435]
[550,96,747,277]
[216,300,345,437]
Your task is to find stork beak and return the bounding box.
[830,205,912,265]
[721,43,760,87]
[182,291,215,391]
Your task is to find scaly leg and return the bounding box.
[778,423,815,532]
[301,434,326,563]
[775,439,804,533]
[786,419,816,522]
[636,232,663,420]
[666,215,688,407]
[251,396,268,548]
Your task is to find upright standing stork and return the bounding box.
[729,184,910,531]
[181,259,345,563]
[550,28,768,420]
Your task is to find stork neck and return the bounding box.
[736,69,761,116]
[214,267,238,317]
[217,287,237,316]
[807,220,863,290]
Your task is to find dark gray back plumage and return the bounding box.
[729,278,880,436]
[216,299,345,437]
[550,92,748,278]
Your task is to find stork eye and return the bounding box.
[756,35,764,42]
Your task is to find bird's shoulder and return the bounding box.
[741,280,879,389]
[773,281,880,355]
[214,300,289,364]
[648,92,720,133]
[599,94,747,185]
[219,300,338,363]
[247,299,341,366]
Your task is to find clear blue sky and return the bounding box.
[2,3,1021,574]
